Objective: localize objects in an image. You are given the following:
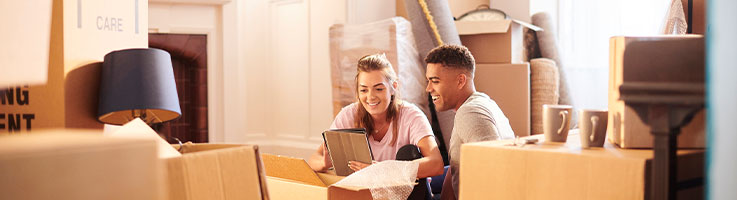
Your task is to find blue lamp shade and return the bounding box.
[97,48,181,125]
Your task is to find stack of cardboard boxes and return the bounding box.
[456,19,540,137]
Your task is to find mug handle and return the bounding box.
[589,116,600,142]
[557,110,568,135]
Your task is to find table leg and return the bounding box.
[649,105,678,200]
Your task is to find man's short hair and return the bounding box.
[424,44,475,75]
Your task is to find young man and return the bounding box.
[425,44,515,200]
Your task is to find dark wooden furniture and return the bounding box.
[618,37,705,200]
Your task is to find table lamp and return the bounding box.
[97,48,181,125]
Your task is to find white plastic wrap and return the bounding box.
[333,160,419,200]
[329,17,430,118]
[662,0,688,34]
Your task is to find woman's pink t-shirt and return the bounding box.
[330,102,434,161]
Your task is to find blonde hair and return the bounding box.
[354,53,401,145]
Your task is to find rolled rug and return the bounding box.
[403,0,462,61]
[530,58,559,135]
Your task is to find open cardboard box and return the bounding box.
[166,143,269,200]
[456,19,541,64]
[262,154,377,200]
[0,130,163,200]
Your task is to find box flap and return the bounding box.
[456,19,542,35]
[261,153,327,187]
[166,144,267,200]
[316,173,344,185]
[177,142,244,153]
[511,19,543,31]
[456,20,512,35]
[329,184,366,192]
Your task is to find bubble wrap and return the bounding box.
[333,160,419,200]
[662,0,687,34]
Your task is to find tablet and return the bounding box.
[322,128,373,176]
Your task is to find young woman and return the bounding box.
[307,53,444,180]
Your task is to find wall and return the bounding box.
[491,0,530,22]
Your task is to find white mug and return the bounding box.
[579,109,608,148]
[543,104,573,143]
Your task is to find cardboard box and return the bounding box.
[0,0,148,132]
[474,63,531,137]
[0,1,52,87]
[608,36,705,148]
[456,20,541,64]
[0,130,164,200]
[262,154,375,200]
[166,143,268,200]
[460,132,704,200]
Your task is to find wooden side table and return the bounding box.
[620,82,704,200]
